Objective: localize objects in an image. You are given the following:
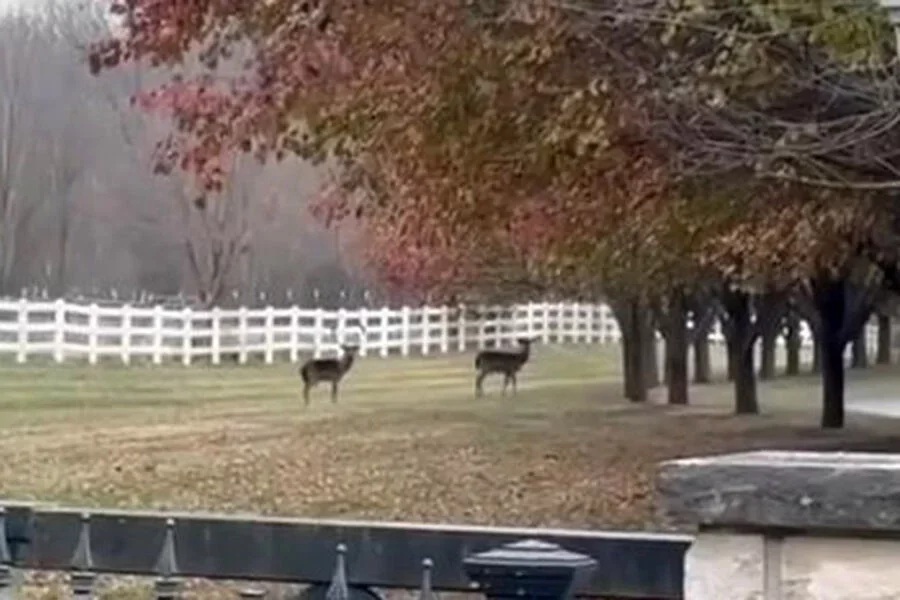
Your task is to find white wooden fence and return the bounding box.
[0,298,859,366]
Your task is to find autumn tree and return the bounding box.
[89,0,900,428]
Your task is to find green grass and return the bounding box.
[0,343,899,534]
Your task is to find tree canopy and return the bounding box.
[90,0,900,427]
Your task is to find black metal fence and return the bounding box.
[0,502,690,599]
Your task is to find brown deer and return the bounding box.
[299,344,360,406]
[299,325,366,406]
[474,337,537,397]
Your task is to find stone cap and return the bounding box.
[657,451,900,535]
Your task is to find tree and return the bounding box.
[90,0,900,428]
[169,163,251,308]
[0,12,57,293]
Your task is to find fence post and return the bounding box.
[476,305,487,350]
[264,306,275,364]
[15,298,27,364]
[211,307,221,366]
[400,306,411,357]
[359,307,369,357]
[557,302,567,343]
[0,508,16,598]
[421,307,430,355]
[181,307,192,366]
[712,318,725,345]
[313,308,325,359]
[568,302,577,343]
[457,305,467,352]
[337,307,347,346]
[598,304,609,343]
[289,306,300,363]
[571,302,578,343]
[541,302,551,344]
[238,306,249,364]
[582,303,591,343]
[152,305,163,365]
[380,307,390,357]
[53,298,65,363]
[121,304,132,365]
[525,302,535,340]
[439,306,449,354]
[87,303,99,365]
[583,304,597,344]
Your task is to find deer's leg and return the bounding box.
[331,381,339,403]
[502,374,509,396]
[511,373,517,396]
[475,371,486,397]
[303,383,311,407]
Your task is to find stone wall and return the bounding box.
[657,451,900,600]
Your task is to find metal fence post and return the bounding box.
[70,513,96,598]
[463,539,597,600]
[154,518,180,600]
[0,509,13,600]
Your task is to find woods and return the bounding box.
[83,0,900,428]
[0,1,364,307]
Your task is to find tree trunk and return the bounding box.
[641,313,660,389]
[812,279,846,429]
[725,345,736,381]
[811,328,822,374]
[662,289,689,406]
[693,331,712,384]
[689,304,715,385]
[756,291,786,380]
[820,327,846,429]
[784,310,801,376]
[614,299,647,403]
[877,314,892,365]
[730,332,758,416]
[759,329,777,380]
[722,288,759,415]
[851,329,868,369]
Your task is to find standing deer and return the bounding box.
[299,325,366,406]
[474,337,537,397]
[299,344,360,406]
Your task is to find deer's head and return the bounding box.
[340,344,360,356]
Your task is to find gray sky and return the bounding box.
[0,0,45,15]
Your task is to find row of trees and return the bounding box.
[0,1,365,306]
[89,0,900,428]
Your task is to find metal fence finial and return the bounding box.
[71,513,94,571]
[154,518,180,600]
[70,512,96,597]
[418,558,437,600]
[0,508,13,596]
[0,509,10,565]
[325,543,349,600]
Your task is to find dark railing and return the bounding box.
[0,501,691,599]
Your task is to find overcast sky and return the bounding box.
[0,0,46,15]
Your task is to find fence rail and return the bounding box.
[0,501,690,598]
[0,298,849,366]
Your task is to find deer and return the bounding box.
[299,325,366,406]
[474,337,537,398]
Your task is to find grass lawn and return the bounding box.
[1,344,900,532]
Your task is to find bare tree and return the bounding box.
[0,13,45,293]
[0,1,365,303]
[173,157,254,307]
